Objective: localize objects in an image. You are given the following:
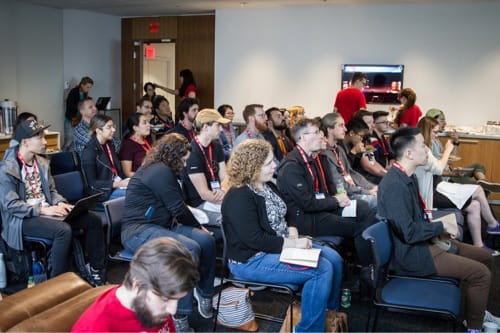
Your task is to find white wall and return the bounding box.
[0,2,121,136]
[63,10,121,111]
[215,2,500,127]
[0,0,63,132]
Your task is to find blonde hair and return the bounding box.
[288,105,305,127]
[225,139,272,189]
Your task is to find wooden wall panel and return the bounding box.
[121,15,215,123]
[176,16,215,109]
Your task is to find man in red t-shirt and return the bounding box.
[72,238,199,332]
[333,72,367,125]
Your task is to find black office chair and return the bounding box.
[102,196,134,261]
[213,222,301,332]
[361,221,461,332]
[49,151,78,175]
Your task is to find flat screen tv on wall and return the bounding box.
[341,64,404,104]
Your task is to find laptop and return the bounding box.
[50,192,103,222]
[95,97,111,111]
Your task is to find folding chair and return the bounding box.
[362,221,461,332]
[103,196,134,261]
[213,222,301,331]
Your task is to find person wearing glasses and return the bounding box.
[81,114,129,204]
[333,72,367,125]
[370,110,392,168]
[233,104,267,147]
[277,118,375,267]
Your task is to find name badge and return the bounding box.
[210,180,221,190]
[315,192,326,200]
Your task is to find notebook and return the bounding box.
[49,192,103,222]
[95,97,111,111]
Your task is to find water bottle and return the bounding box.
[335,178,345,194]
[0,253,7,289]
[27,275,35,288]
[31,251,46,284]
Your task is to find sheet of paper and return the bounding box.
[280,248,322,268]
[341,199,357,217]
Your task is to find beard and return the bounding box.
[273,122,287,131]
[255,120,268,133]
[132,290,170,328]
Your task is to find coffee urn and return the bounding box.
[0,99,17,135]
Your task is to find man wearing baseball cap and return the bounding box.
[182,109,229,232]
[0,120,106,285]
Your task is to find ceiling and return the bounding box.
[16,0,486,17]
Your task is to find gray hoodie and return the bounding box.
[0,140,65,250]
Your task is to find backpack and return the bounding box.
[0,238,31,284]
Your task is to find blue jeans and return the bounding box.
[123,223,216,315]
[229,243,342,332]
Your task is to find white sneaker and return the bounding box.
[484,310,500,327]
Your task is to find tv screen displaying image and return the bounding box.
[341,64,404,104]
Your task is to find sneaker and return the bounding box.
[477,180,500,193]
[482,245,500,256]
[86,264,105,286]
[173,315,194,333]
[193,288,213,319]
[486,224,500,235]
[484,310,500,326]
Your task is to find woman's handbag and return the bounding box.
[213,286,259,331]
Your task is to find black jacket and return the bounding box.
[81,135,125,201]
[221,184,284,263]
[378,167,444,276]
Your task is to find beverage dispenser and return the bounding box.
[0,99,17,135]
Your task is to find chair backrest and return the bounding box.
[52,171,85,203]
[103,196,126,242]
[49,151,78,175]
[362,221,392,269]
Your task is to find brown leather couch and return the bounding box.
[0,272,114,332]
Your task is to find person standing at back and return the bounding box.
[333,72,367,125]
[64,76,93,151]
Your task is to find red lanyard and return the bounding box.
[379,135,389,157]
[104,143,118,176]
[245,128,254,139]
[223,125,233,145]
[330,146,348,176]
[194,136,216,181]
[314,155,329,195]
[181,122,194,140]
[17,152,41,198]
[297,145,320,193]
[393,161,429,215]
[131,136,152,153]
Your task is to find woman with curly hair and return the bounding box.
[394,87,422,128]
[121,133,216,331]
[222,139,343,332]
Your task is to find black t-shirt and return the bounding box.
[183,140,225,206]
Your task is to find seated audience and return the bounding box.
[222,139,343,332]
[426,108,500,192]
[120,133,216,332]
[119,113,152,177]
[168,98,199,142]
[288,105,306,127]
[377,126,499,333]
[262,107,294,162]
[321,113,378,210]
[74,97,120,158]
[343,118,386,184]
[415,117,500,255]
[0,120,105,284]
[369,110,392,168]
[151,95,174,139]
[183,109,228,228]
[233,104,267,147]
[217,104,236,160]
[81,115,129,204]
[72,237,199,332]
[277,118,376,266]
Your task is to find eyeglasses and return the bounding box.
[303,130,321,136]
[375,121,389,125]
[102,124,116,130]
